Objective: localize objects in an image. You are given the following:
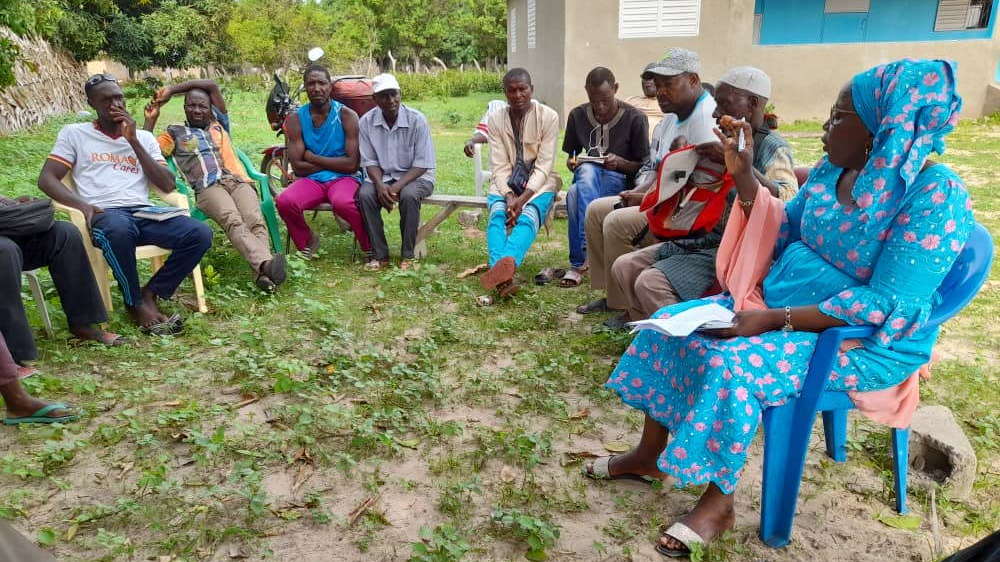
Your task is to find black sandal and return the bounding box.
[534,267,567,285]
[576,298,610,315]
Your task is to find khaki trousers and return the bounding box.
[610,243,681,321]
[196,176,272,272]
[584,196,656,310]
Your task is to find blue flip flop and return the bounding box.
[3,403,79,425]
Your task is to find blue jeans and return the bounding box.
[486,192,556,267]
[90,207,212,307]
[566,163,627,268]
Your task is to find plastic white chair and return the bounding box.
[52,176,208,314]
[22,270,54,338]
[473,143,491,198]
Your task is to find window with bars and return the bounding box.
[618,0,702,39]
[934,0,992,30]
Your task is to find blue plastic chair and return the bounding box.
[759,223,994,548]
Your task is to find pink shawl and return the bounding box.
[715,187,919,428]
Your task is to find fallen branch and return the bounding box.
[347,494,380,527]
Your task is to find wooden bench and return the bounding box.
[414,194,488,258]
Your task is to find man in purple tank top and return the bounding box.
[276,64,371,259]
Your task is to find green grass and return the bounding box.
[0,90,997,561]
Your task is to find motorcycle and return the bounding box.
[261,47,377,198]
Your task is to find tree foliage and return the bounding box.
[1,0,506,88]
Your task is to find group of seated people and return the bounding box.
[0,49,979,557]
[455,50,974,556]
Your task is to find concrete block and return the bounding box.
[908,405,977,500]
[457,210,481,227]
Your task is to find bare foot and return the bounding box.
[5,397,74,419]
[659,484,736,553]
[302,232,321,258]
[69,325,123,346]
[128,287,168,328]
[0,382,74,419]
[585,448,668,480]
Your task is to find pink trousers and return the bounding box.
[276,176,371,252]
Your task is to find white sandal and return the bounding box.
[656,521,706,558]
[583,455,660,484]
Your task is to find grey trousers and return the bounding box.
[357,178,434,260]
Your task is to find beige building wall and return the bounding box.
[507,0,567,112]
[510,0,1000,122]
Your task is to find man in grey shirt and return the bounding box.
[357,73,436,270]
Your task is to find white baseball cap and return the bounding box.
[718,66,771,99]
[372,73,401,94]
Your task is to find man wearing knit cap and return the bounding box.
[357,73,436,270]
[699,66,797,200]
[577,47,717,329]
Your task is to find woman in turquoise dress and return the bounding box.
[585,59,975,556]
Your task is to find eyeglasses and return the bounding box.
[84,73,118,92]
[829,106,858,119]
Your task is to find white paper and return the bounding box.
[626,303,735,337]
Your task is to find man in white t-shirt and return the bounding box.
[37,74,212,333]
[577,48,717,324]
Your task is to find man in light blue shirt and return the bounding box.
[357,73,436,270]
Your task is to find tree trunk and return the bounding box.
[387,50,396,73]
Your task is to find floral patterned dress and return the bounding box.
[606,161,974,494]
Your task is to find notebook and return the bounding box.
[131,206,189,221]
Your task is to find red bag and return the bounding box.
[331,78,376,117]
[639,145,734,239]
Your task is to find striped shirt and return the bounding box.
[157,121,249,192]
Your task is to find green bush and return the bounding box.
[207,69,503,101]
[397,70,503,101]
[121,77,164,101]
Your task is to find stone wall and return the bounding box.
[0,28,88,135]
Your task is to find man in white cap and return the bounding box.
[698,66,798,200]
[607,65,798,324]
[578,47,718,328]
[357,73,436,270]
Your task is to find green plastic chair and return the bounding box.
[167,149,284,254]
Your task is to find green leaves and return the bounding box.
[490,508,560,561]
[36,527,57,546]
[410,524,473,562]
[876,513,923,530]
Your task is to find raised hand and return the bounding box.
[153,86,173,105]
[712,115,755,178]
[144,102,160,122]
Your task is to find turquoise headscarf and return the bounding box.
[848,59,962,229]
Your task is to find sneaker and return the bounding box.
[364,259,389,271]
